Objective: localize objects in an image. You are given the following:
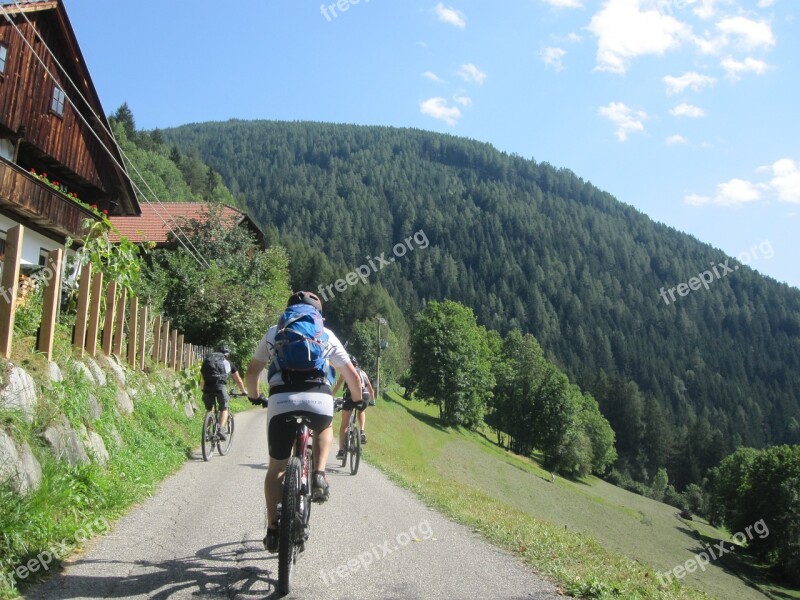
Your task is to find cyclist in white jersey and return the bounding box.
[246,291,364,552]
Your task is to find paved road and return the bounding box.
[26,409,560,599]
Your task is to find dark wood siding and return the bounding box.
[0,9,114,197]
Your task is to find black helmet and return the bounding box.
[218,345,230,355]
[350,355,359,367]
[287,291,323,313]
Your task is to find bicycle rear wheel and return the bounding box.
[349,416,361,475]
[218,415,234,456]
[201,412,216,461]
[278,456,301,595]
[339,414,349,468]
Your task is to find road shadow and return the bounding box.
[24,540,282,599]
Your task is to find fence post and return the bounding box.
[161,320,170,367]
[0,225,24,358]
[72,262,93,357]
[112,287,127,357]
[37,247,63,361]
[152,315,162,361]
[86,271,104,357]
[170,329,179,370]
[138,304,148,370]
[101,280,117,355]
[127,296,139,368]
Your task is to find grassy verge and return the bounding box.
[0,333,206,598]
[360,392,796,600]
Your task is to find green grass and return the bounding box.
[360,392,799,600]
[0,351,204,599]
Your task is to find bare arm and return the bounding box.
[365,375,375,400]
[231,370,247,395]
[246,358,267,399]
[341,362,363,403]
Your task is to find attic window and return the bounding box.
[0,44,7,76]
[51,85,66,117]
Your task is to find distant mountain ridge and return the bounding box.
[160,119,800,481]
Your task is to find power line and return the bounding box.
[1,1,211,269]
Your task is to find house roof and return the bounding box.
[109,202,264,247]
[0,0,139,216]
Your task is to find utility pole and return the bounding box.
[376,316,387,399]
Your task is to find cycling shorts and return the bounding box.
[202,388,229,412]
[267,387,333,460]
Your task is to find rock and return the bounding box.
[108,426,123,449]
[87,394,103,421]
[0,430,42,496]
[85,358,106,386]
[81,428,109,466]
[73,361,95,384]
[183,402,195,419]
[0,364,38,423]
[45,361,63,385]
[43,419,89,467]
[99,355,126,387]
[116,389,134,415]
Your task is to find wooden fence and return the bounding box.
[0,224,207,369]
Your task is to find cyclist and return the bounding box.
[245,291,364,553]
[332,356,375,457]
[200,345,246,441]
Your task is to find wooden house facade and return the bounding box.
[0,0,138,267]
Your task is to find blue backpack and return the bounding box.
[273,303,330,375]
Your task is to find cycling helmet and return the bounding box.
[218,345,231,355]
[350,355,359,367]
[287,291,323,313]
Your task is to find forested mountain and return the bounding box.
[159,120,800,486]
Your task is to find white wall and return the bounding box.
[0,213,63,266]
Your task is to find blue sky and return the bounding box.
[61,0,799,288]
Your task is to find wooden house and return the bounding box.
[0,0,139,269]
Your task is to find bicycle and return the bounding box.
[201,391,245,461]
[274,412,315,596]
[334,399,361,475]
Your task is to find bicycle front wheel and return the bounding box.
[201,412,216,461]
[349,419,361,476]
[218,415,234,456]
[278,456,301,595]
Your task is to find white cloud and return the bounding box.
[587,0,690,74]
[769,159,800,203]
[598,101,648,141]
[433,3,466,29]
[757,0,775,6]
[541,0,583,8]
[685,178,763,206]
[457,63,487,84]
[688,0,733,20]
[716,16,775,50]
[567,32,583,43]
[663,71,716,95]
[541,47,567,71]
[420,97,462,126]
[670,102,705,117]
[722,56,771,79]
[453,94,473,106]
[422,71,445,83]
[666,134,688,145]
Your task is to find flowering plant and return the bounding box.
[29,168,106,216]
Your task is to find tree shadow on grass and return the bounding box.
[673,515,798,599]
[382,393,449,433]
[22,540,280,599]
